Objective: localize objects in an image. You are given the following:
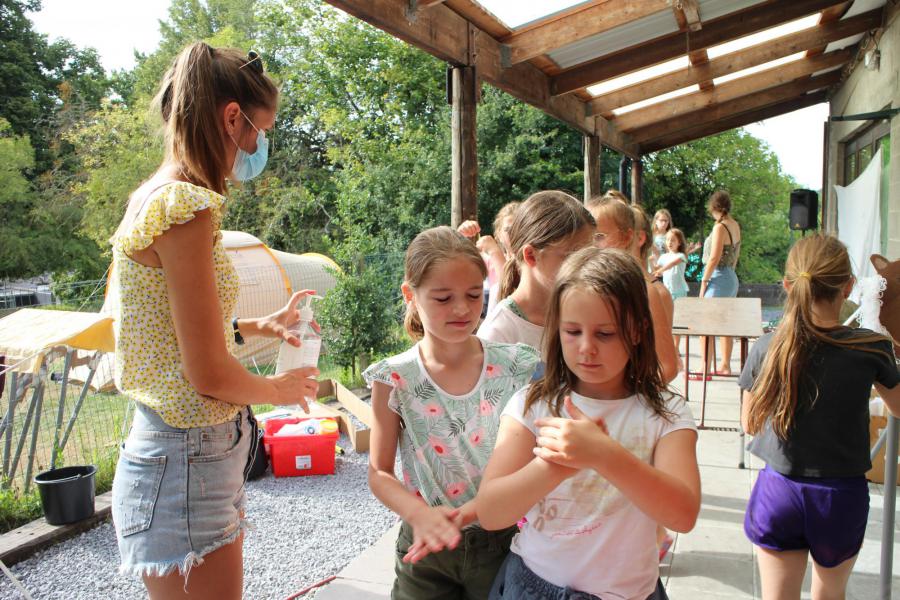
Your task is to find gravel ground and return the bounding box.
[0,434,397,599]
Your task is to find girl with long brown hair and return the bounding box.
[364,227,540,599]
[477,248,700,599]
[477,191,595,359]
[110,43,319,599]
[740,234,899,599]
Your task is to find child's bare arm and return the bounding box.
[741,390,753,432]
[649,285,679,382]
[476,416,575,530]
[534,399,700,532]
[876,382,900,418]
[368,381,461,553]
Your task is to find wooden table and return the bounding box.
[672,297,763,467]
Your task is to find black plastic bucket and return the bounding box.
[33,465,97,525]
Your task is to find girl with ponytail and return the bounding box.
[740,234,900,599]
[110,43,318,598]
[363,227,540,598]
[478,191,595,361]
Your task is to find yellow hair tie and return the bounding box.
[798,272,811,280]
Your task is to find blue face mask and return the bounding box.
[230,110,269,181]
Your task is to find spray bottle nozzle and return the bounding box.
[299,294,323,321]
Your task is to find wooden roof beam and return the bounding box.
[501,1,671,67]
[323,0,639,156]
[588,8,881,115]
[611,47,852,132]
[552,0,847,96]
[641,90,828,153]
[674,0,702,32]
[632,70,841,144]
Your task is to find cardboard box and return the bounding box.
[316,379,373,453]
[867,415,900,485]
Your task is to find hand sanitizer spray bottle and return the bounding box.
[275,295,323,412]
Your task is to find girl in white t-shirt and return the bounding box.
[477,190,595,360]
[654,228,689,364]
[477,247,701,600]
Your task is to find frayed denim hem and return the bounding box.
[118,516,252,582]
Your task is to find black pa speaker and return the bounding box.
[789,189,818,231]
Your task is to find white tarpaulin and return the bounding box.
[835,148,882,302]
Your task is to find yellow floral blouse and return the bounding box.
[110,181,241,428]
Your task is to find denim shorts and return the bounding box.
[744,465,869,567]
[112,402,258,579]
[704,267,739,298]
[489,552,669,600]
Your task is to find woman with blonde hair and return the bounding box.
[110,43,319,599]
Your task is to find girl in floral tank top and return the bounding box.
[364,227,538,599]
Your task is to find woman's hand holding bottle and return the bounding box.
[270,366,320,412]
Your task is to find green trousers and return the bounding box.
[392,520,517,600]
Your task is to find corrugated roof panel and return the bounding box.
[812,65,844,77]
[698,0,768,22]
[473,0,592,30]
[842,0,885,19]
[548,9,679,69]
[547,0,772,71]
[825,33,865,52]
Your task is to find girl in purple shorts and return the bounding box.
[739,234,900,599]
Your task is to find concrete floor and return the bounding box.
[315,347,900,599]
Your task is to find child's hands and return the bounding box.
[403,501,476,563]
[533,396,611,471]
[457,220,481,240]
[403,504,462,563]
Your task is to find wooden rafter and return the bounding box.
[632,70,841,144]
[414,0,447,8]
[588,9,881,115]
[673,0,702,32]
[551,0,846,96]
[612,48,852,132]
[807,1,852,57]
[641,90,828,153]
[323,0,639,156]
[501,0,670,66]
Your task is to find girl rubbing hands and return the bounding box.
[477,248,701,600]
[364,227,539,599]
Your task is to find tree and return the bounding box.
[643,129,796,283]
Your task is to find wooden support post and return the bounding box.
[583,135,601,203]
[451,65,477,228]
[631,158,643,205]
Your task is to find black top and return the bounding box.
[739,327,899,478]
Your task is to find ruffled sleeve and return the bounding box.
[113,182,226,255]
[363,357,409,414]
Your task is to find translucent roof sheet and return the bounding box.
[473,0,590,30]
[707,14,821,59]
[613,85,701,116]
[712,52,806,86]
[587,56,690,97]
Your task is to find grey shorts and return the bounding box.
[112,403,258,579]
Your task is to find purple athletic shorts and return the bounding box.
[744,465,869,567]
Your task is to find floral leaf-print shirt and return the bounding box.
[364,339,538,508]
[110,181,241,429]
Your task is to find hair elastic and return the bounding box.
[798,272,812,280]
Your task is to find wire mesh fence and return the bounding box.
[0,256,368,494]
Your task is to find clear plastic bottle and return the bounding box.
[275,295,323,411]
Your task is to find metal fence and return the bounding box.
[0,258,349,492]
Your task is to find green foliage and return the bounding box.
[643,129,796,283]
[317,266,405,377]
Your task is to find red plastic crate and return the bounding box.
[262,417,339,477]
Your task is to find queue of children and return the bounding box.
[107,41,898,600]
